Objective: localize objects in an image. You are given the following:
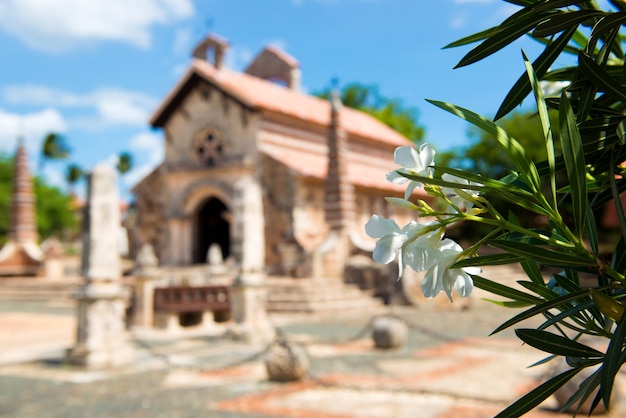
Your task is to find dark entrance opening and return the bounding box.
[194,197,230,264]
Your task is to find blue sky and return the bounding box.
[0,0,551,199]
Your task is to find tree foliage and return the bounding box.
[116,152,133,175]
[439,109,561,179]
[39,133,70,172]
[438,0,626,415]
[0,154,76,244]
[315,83,425,143]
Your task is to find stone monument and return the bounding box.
[229,175,275,342]
[66,164,133,368]
[0,139,44,276]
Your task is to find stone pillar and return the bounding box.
[229,175,275,342]
[131,243,160,328]
[66,164,133,368]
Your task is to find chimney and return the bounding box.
[10,138,38,245]
[324,89,355,231]
[192,33,229,70]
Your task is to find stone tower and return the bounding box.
[0,139,43,276]
[325,89,356,231]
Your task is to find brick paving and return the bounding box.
[1,281,626,417]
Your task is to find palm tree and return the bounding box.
[116,152,133,177]
[65,163,83,195]
[40,133,70,173]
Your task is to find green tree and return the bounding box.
[34,178,77,240]
[65,163,84,195]
[116,152,133,176]
[0,155,12,244]
[438,110,561,179]
[39,133,70,173]
[0,155,77,244]
[315,83,425,143]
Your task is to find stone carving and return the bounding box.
[265,339,309,382]
[371,316,408,349]
[66,164,133,369]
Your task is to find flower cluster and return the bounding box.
[365,143,480,301]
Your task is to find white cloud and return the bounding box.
[0,0,194,52]
[453,0,497,3]
[0,108,67,155]
[2,85,158,128]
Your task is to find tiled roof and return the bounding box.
[150,59,411,147]
[260,141,428,197]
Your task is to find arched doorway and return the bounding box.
[193,197,230,264]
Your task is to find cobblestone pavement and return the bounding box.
[1,279,626,417]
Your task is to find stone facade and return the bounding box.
[132,34,426,283]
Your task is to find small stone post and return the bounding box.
[66,164,133,368]
[131,243,160,328]
[229,175,275,342]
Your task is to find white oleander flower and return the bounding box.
[421,238,480,301]
[386,144,436,199]
[365,214,439,278]
[441,173,482,215]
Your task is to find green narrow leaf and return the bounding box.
[471,274,543,305]
[559,92,588,240]
[426,99,541,190]
[455,10,556,68]
[611,237,626,276]
[490,240,592,267]
[523,50,558,212]
[495,367,582,418]
[491,287,607,334]
[532,10,605,37]
[590,288,626,322]
[601,311,626,408]
[586,204,599,254]
[451,253,523,267]
[516,328,604,357]
[443,26,503,48]
[609,160,626,243]
[495,26,576,120]
[521,261,545,286]
[560,366,601,415]
[579,52,626,101]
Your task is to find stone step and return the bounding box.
[265,277,384,313]
[0,279,80,300]
[267,298,382,313]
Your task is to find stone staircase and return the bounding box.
[265,276,385,313]
[0,278,81,301]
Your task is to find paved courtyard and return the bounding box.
[1,281,625,417]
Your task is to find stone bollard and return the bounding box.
[371,315,408,349]
[264,339,309,382]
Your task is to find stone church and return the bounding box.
[131,34,423,281]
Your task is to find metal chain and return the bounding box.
[128,309,459,375]
[129,329,273,374]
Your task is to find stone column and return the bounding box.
[229,175,275,342]
[66,164,133,369]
